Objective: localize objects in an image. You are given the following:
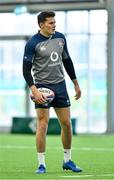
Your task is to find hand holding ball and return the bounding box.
[30,87,55,104]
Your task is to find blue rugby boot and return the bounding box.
[36,164,46,174]
[63,160,82,172]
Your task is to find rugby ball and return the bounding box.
[30,87,55,104]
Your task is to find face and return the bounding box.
[40,17,56,36]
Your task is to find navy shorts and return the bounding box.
[34,80,71,109]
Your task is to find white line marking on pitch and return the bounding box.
[61,173,114,178]
[0,145,34,149]
[0,145,114,152]
[73,147,114,152]
[61,175,93,178]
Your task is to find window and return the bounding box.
[66,10,107,133]
[0,10,107,133]
[0,40,26,127]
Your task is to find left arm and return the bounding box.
[62,56,76,80]
[62,57,81,100]
[61,34,81,100]
[72,79,81,100]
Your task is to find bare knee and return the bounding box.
[37,113,49,134]
[37,120,48,133]
[61,119,71,130]
[36,108,49,134]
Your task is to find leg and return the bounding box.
[54,107,82,172]
[35,108,49,174]
[36,108,49,152]
[54,107,72,149]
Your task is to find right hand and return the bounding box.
[30,85,47,104]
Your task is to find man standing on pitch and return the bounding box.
[23,11,82,174]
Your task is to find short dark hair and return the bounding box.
[37,11,55,26]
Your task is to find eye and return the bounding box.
[49,22,54,25]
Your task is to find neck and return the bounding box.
[39,30,51,38]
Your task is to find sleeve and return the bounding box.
[62,57,77,80]
[62,35,77,80]
[22,40,35,87]
[23,61,34,87]
[62,35,70,60]
[23,39,35,62]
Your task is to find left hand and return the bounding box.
[74,84,81,100]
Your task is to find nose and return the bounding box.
[53,22,56,28]
[53,25,56,30]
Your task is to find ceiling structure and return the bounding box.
[0,0,105,3]
[0,0,106,12]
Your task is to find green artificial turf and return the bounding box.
[0,134,114,179]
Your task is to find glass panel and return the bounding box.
[91,69,107,91]
[0,48,4,64]
[0,13,37,35]
[89,35,107,64]
[65,69,88,133]
[90,10,108,34]
[0,12,66,36]
[0,40,25,89]
[0,93,25,127]
[0,40,26,127]
[67,35,88,64]
[56,11,65,33]
[89,94,107,133]
[66,11,89,33]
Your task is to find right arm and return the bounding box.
[22,41,46,104]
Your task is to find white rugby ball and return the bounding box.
[30,87,55,104]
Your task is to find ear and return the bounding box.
[40,22,44,28]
